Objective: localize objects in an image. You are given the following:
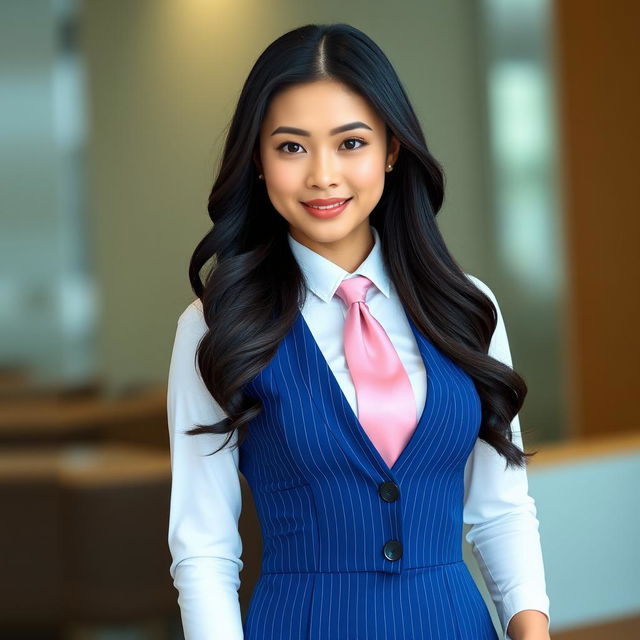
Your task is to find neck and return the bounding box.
[290,221,375,273]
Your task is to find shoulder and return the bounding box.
[464,273,513,364]
[172,298,208,352]
[169,299,210,389]
[177,297,205,328]
[463,272,499,307]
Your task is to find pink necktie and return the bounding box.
[335,275,417,469]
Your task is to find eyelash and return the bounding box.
[276,137,368,154]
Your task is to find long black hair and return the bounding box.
[186,22,537,469]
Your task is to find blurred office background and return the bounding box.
[1,0,638,638]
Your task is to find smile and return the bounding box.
[305,199,349,210]
[300,197,353,219]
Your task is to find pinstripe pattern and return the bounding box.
[239,306,498,639]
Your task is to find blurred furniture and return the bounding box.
[0,382,168,449]
[0,374,264,638]
[0,443,175,636]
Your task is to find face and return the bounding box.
[255,79,400,268]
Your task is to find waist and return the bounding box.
[261,558,465,575]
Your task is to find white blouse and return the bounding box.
[167,225,551,640]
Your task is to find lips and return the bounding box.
[301,197,352,219]
[301,197,352,208]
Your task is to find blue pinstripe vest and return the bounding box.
[238,307,498,639]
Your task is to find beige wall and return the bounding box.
[80,0,492,393]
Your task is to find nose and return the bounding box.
[306,149,339,188]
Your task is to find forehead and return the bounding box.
[261,80,381,132]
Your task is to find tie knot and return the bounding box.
[335,275,373,307]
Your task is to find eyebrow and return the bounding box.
[270,121,373,137]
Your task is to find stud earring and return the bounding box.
[258,173,264,179]
[386,163,394,172]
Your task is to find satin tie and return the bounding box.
[335,275,417,469]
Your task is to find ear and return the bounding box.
[387,135,401,166]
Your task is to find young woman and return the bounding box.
[167,23,551,640]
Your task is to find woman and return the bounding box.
[167,23,551,640]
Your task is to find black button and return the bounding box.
[378,481,399,502]
[383,540,403,561]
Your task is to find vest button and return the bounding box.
[378,481,399,502]
[383,540,403,561]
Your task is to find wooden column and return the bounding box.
[552,0,640,437]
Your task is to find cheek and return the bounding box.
[266,163,301,198]
[349,154,385,186]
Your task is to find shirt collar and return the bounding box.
[287,224,391,303]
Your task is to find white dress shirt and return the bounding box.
[167,224,551,640]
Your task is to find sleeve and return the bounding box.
[167,301,245,640]
[462,275,551,640]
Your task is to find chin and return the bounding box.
[296,216,368,243]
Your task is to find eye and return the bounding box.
[276,137,368,154]
[341,137,367,151]
[276,141,304,154]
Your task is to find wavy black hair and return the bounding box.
[186,22,537,469]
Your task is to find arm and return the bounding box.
[463,275,551,640]
[167,301,244,640]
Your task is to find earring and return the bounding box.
[258,173,264,179]
[386,163,394,172]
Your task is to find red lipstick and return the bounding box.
[300,197,352,219]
